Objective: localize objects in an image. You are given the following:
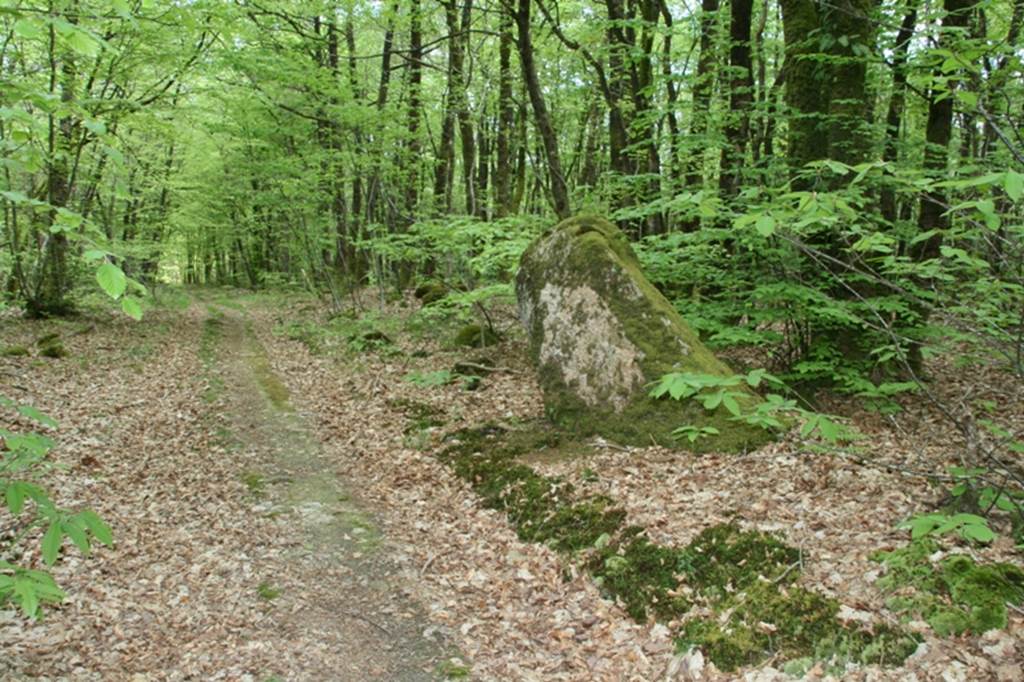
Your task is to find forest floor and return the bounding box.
[0,287,1022,681]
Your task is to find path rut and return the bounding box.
[205,303,449,680]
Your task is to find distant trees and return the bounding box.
[2,0,1022,364]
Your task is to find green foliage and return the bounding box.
[278,313,396,356]
[899,513,996,544]
[0,397,113,619]
[874,539,1024,636]
[650,369,862,446]
[257,582,282,601]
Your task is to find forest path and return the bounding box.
[199,298,450,681]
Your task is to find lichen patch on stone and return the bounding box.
[536,283,646,412]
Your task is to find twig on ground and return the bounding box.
[456,362,521,375]
[342,610,392,637]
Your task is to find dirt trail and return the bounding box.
[203,302,449,680]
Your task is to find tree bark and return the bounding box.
[494,5,516,217]
[512,0,570,218]
[719,0,754,198]
[32,0,77,317]
[916,0,973,258]
[687,0,719,191]
[404,0,424,218]
[880,2,918,224]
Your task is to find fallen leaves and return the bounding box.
[0,292,1021,680]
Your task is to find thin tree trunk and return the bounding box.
[404,0,424,218]
[494,5,516,217]
[456,0,477,216]
[880,2,918,224]
[32,0,77,316]
[687,0,719,191]
[513,0,570,218]
[433,1,460,212]
[915,0,973,259]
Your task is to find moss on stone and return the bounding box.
[453,324,500,348]
[873,539,1024,636]
[517,216,772,451]
[414,281,448,306]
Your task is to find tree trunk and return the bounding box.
[779,0,827,177]
[494,6,516,217]
[404,0,424,218]
[880,2,918,225]
[31,0,77,317]
[686,0,719,193]
[824,0,875,165]
[513,0,570,218]
[719,0,754,198]
[456,0,477,216]
[915,0,973,259]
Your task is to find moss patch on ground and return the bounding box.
[453,324,500,348]
[36,333,68,358]
[432,424,919,672]
[387,398,447,435]
[873,538,1024,636]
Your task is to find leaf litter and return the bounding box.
[0,291,1021,680]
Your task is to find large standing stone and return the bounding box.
[516,215,771,451]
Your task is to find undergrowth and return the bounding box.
[433,424,923,672]
[873,538,1024,636]
[277,311,399,357]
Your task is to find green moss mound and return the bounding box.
[453,324,500,348]
[387,398,446,435]
[874,539,1024,636]
[681,524,800,597]
[517,216,772,452]
[680,584,919,672]
[430,424,917,672]
[589,527,691,621]
[438,425,625,552]
[414,281,448,306]
[1,345,30,357]
[38,340,67,358]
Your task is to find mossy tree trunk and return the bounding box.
[779,0,828,180]
[824,0,876,167]
[29,0,77,318]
